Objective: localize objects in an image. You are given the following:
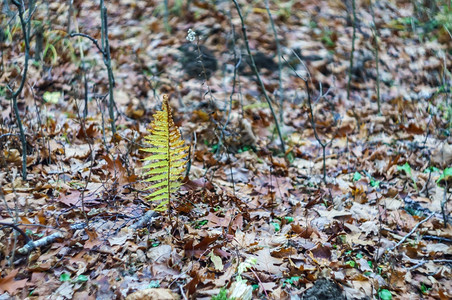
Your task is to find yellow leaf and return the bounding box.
[209,250,224,271]
[140,94,188,212]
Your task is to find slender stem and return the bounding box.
[101,2,116,135]
[69,33,105,56]
[232,0,286,154]
[441,182,450,228]
[100,0,105,49]
[67,0,73,33]
[305,82,331,184]
[284,54,332,184]
[347,0,357,100]
[164,0,170,33]
[83,65,88,118]
[265,0,284,124]
[69,1,116,136]
[12,101,27,180]
[164,96,172,213]
[370,0,381,115]
[216,10,238,158]
[10,0,34,181]
[96,96,108,147]
[74,99,92,225]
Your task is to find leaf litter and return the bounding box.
[0,0,451,299]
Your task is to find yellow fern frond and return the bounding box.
[140,95,189,212]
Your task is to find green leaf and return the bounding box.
[397,162,412,176]
[271,222,280,232]
[285,276,300,285]
[148,280,160,288]
[211,288,230,300]
[43,91,61,104]
[356,253,363,259]
[345,260,356,267]
[353,172,362,181]
[284,216,294,223]
[195,219,208,228]
[424,166,440,173]
[370,178,380,188]
[148,193,169,201]
[437,167,452,184]
[378,289,392,300]
[420,282,430,294]
[59,273,70,282]
[76,275,89,282]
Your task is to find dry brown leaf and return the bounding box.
[0,269,28,295]
[251,248,287,275]
[432,143,452,168]
[126,288,179,300]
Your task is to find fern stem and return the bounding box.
[165,98,172,212]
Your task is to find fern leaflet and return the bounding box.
[141,95,188,211]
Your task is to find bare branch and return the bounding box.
[68,32,105,56]
[17,232,65,255]
[130,210,158,230]
[387,212,435,252]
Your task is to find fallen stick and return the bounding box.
[405,257,452,270]
[7,210,157,255]
[387,212,435,252]
[17,232,65,255]
[130,210,158,230]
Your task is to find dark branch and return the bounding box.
[68,32,105,56]
[0,222,32,244]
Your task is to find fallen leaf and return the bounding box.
[251,248,287,275]
[126,288,178,300]
[0,269,28,295]
[209,250,224,271]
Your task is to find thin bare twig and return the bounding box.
[265,0,284,123]
[369,0,381,114]
[347,0,357,100]
[9,0,34,180]
[232,0,286,155]
[283,54,336,184]
[441,181,450,228]
[387,212,435,252]
[179,284,188,300]
[406,258,452,271]
[68,32,105,56]
[68,0,117,135]
[0,133,18,139]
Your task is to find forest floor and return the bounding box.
[0,0,451,299]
